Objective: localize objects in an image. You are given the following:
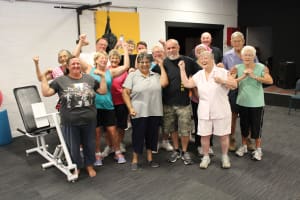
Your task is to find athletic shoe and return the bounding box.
[160,140,174,151]
[222,154,231,169]
[235,145,248,157]
[181,152,193,165]
[199,155,211,169]
[114,153,126,164]
[94,152,103,166]
[252,149,263,161]
[102,146,113,158]
[168,150,182,163]
[148,161,160,168]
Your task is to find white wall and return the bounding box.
[0,0,237,137]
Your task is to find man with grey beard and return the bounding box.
[153,39,200,165]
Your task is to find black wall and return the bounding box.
[238,0,300,86]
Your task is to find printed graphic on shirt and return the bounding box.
[62,82,95,108]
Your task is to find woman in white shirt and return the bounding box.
[178,51,237,169]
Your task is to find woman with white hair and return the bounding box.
[232,45,273,161]
[179,50,237,169]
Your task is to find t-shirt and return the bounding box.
[111,68,128,105]
[89,68,114,110]
[236,63,265,107]
[192,66,231,120]
[123,69,163,118]
[153,56,200,106]
[50,74,99,125]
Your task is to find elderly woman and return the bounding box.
[40,56,107,178]
[122,52,168,170]
[192,44,215,156]
[232,45,273,161]
[81,44,129,166]
[178,51,237,169]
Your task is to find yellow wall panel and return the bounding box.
[95,11,140,45]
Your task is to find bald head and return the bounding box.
[165,39,180,60]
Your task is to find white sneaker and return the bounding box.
[94,152,103,166]
[222,154,231,169]
[160,140,174,151]
[102,146,113,158]
[199,155,211,169]
[252,149,263,161]
[235,145,248,157]
[120,142,126,153]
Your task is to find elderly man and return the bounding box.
[222,31,258,151]
[153,39,200,165]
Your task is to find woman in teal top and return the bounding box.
[232,45,273,161]
[80,42,129,165]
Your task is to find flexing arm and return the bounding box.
[94,69,107,94]
[214,72,237,89]
[156,58,168,87]
[41,69,56,97]
[178,60,196,88]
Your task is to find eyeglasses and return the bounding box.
[139,61,150,65]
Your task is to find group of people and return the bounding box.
[33,30,273,178]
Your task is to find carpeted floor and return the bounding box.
[0,105,300,200]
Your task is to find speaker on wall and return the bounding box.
[276,61,296,89]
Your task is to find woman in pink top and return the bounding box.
[33,49,72,81]
[179,50,237,169]
[109,49,129,153]
[33,49,72,110]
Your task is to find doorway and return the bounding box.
[166,21,224,56]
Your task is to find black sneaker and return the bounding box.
[181,152,194,165]
[148,161,160,168]
[168,150,181,163]
[131,163,138,171]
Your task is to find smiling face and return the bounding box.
[241,46,256,65]
[96,38,108,52]
[137,53,152,75]
[109,50,121,68]
[67,57,81,76]
[200,32,212,47]
[198,51,214,70]
[58,50,71,66]
[165,39,180,60]
[231,35,245,52]
[94,51,108,69]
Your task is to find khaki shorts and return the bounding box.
[162,105,192,137]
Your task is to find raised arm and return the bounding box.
[111,42,130,77]
[40,69,56,97]
[33,56,52,81]
[72,34,89,58]
[178,60,196,88]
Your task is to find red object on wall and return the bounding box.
[227,27,239,46]
[0,90,3,107]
